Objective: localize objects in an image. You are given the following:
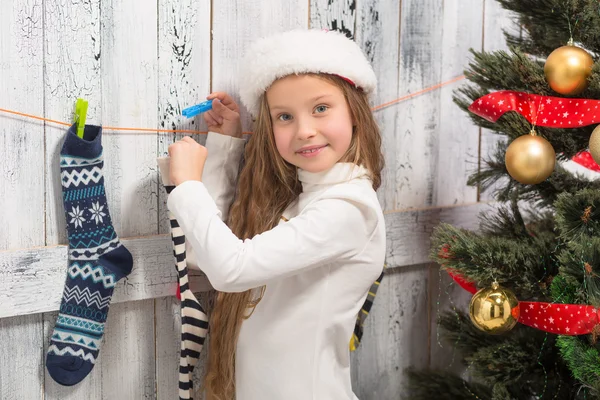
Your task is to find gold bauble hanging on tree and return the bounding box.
[505,130,556,185]
[589,125,600,165]
[544,41,593,95]
[469,281,520,335]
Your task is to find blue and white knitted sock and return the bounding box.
[46,124,133,386]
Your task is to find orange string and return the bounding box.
[0,75,465,135]
[371,75,466,112]
[0,108,72,127]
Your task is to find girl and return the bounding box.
[166,29,386,400]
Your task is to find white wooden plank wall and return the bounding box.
[0,0,514,398]
[1,2,45,399]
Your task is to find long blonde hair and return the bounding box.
[203,73,384,400]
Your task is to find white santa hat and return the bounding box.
[238,28,377,117]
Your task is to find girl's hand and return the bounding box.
[168,137,208,186]
[204,92,243,138]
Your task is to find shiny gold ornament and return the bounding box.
[544,42,593,95]
[590,125,600,165]
[469,281,520,335]
[505,130,556,185]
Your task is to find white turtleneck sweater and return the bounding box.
[166,132,386,400]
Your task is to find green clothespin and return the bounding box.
[74,98,88,138]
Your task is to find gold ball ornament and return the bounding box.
[544,42,593,95]
[469,282,520,335]
[505,131,556,185]
[590,125,600,165]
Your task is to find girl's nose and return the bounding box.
[296,117,318,140]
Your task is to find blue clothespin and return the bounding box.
[74,98,88,138]
[182,100,213,118]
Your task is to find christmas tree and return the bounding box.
[406,1,600,399]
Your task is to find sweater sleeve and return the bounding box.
[157,132,245,221]
[157,132,245,272]
[167,180,378,292]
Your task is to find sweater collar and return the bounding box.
[298,163,370,192]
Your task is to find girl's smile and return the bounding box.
[296,144,329,157]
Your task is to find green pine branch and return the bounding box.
[498,0,600,55]
[404,369,492,400]
[556,335,600,393]
[468,146,600,208]
[430,223,558,300]
[555,189,600,240]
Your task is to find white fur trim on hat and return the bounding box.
[238,29,377,116]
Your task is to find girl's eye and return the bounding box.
[278,113,293,121]
[315,105,328,113]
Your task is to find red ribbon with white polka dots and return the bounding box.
[469,90,600,127]
[468,90,600,173]
[572,151,600,172]
[519,301,599,335]
[446,269,599,335]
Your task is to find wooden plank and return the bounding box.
[100,300,156,399]
[435,0,482,207]
[384,201,495,269]
[97,1,159,397]
[0,4,45,251]
[0,235,212,319]
[0,202,494,319]
[355,0,401,213]
[99,0,158,238]
[0,314,45,399]
[351,264,430,398]
[483,0,516,54]
[211,0,309,131]
[156,0,211,397]
[480,0,516,201]
[310,0,356,39]
[0,1,45,398]
[388,0,444,210]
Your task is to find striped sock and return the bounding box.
[46,124,133,386]
[163,184,209,400]
[350,268,385,351]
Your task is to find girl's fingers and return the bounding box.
[203,109,219,124]
[205,110,223,124]
[212,99,238,121]
[204,112,220,127]
[207,92,239,112]
[181,136,196,143]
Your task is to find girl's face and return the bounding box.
[266,74,354,173]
